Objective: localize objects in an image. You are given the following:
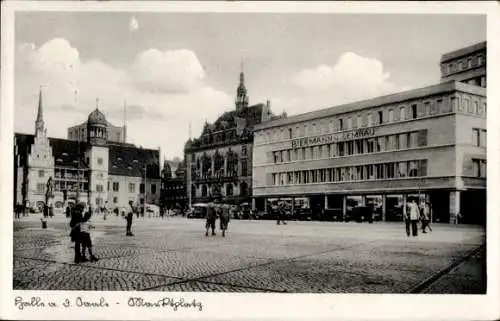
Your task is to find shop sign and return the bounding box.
[291,128,376,149]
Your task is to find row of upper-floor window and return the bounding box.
[270,160,427,186]
[190,145,248,163]
[50,182,88,193]
[472,129,487,148]
[472,159,487,178]
[107,181,157,194]
[441,53,485,76]
[464,76,486,88]
[255,96,486,144]
[192,181,249,198]
[272,130,427,164]
[191,159,250,176]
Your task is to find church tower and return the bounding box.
[35,88,46,136]
[27,88,55,208]
[85,98,109,208]
[235,63,249,112]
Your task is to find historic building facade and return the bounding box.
[14,92,161,214]
[67,119,126,143]
[184,69,281,206]
[252,41,487,225]
[160,160,187,211]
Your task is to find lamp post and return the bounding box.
[133,159,147,215]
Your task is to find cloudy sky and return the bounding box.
[14,12,485,158]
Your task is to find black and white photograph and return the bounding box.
[1,1,499,320]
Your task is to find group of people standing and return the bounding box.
[404,198,432,237]
[205,199,231,237]
[69,203,99,263]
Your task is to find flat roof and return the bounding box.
[255,81,485,131]
[441,41,486,63]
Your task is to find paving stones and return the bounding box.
[13,257,177,291]
[13,217,486,293]
[200,259,399,293]
[145,281,271,292]
[92,251,271,279]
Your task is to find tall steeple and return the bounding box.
[235,60,249,112]
[35,87,45,136]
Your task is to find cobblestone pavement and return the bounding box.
[12,214,486,293]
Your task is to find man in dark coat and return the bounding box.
[205,201,217,237]
[277,203,287,225]
[70,202,85,263]
[126,201,135,236]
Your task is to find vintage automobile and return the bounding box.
[187,203,209,219]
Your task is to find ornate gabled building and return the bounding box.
[160,159,187,211]
[14,92,161,214]
[184,68,281,206]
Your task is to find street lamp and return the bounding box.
[72,159,80,202]
[133,159,147,215]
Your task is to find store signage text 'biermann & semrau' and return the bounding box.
[291,128,376,149]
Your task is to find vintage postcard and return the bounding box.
[1,1,499,320]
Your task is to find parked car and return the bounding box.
[386,206,404,222]
[145,204,160,217]
[348,206,374,223]
[187,203,208,219]
[322,209,344,221]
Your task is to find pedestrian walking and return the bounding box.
[420,202,432,233]
[219,203,231,237]
[407,198,420,237]
[15,204,21,219]
[69,202,85,263]
[205,201,217,236]
[277,203,287,225]
[65,203,72,218]
[126,201,135,236]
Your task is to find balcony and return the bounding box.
[192,173,240,184]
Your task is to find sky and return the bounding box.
[14,12,485,159]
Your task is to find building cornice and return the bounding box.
[255,81,486,131]
[440,41,486,63]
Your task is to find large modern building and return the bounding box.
[440,41,486,87]
[252,41,487,225]
[14,92,161,214]
[184,69,283,206]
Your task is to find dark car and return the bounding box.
[292,208,313,221]
[322,208,344,221]
[349,206,374,223]
[386,206,404,222]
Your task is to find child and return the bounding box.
[80,210,99,262]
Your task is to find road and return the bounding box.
[13,214,486,293]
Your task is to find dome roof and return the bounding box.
[88,108,107,126]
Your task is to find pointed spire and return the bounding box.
[35,86,45,136]
[236,60,249,111]
[36,86,43,123]
[240,59,245,85]
[96,97,100,110]
[123,99,127,143]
